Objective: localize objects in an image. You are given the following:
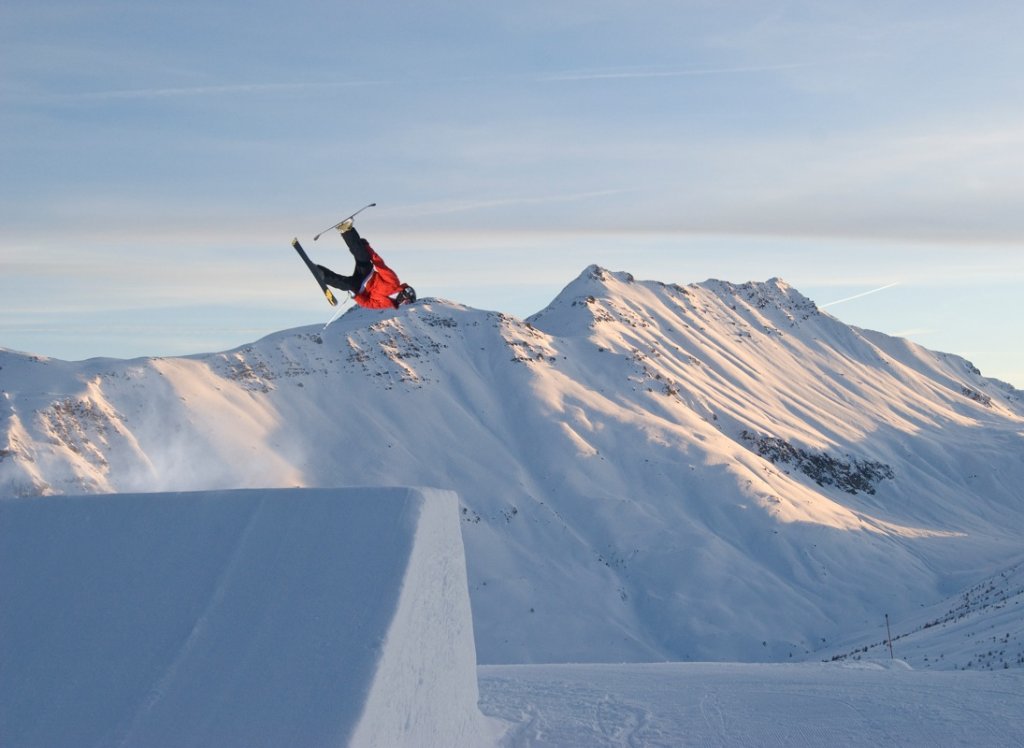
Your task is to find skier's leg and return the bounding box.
[341,227,374,286]
[342,226,373,264]
[317,265,359,293]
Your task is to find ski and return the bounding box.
[292,238,338,306]
[312,202,377,241]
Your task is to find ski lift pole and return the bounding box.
[885,613,895,660]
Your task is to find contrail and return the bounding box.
[821,282,901,308]
[48,62,809,103]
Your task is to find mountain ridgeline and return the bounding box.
[2,266,1022,665]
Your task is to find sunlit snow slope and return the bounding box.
[2,266,1022,664]
[0,487,496,747]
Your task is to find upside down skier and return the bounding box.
[316,220,416,309]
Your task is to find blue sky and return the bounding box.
[2,2,1023,386]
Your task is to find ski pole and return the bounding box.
[313,202,377,241]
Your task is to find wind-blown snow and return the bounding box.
[2,266,1022,666]
[0,487,497,747]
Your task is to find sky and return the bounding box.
[2,1,1023,386]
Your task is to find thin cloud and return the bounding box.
[821,282,901,308]
[54,80,384,101]
[541,62,812,82]
[393,189,633,217]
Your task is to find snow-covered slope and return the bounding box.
[0,487,497,747]
[2,266,1022,664]
[827,557,1024,671]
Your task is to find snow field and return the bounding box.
[479,661,1024,746]
[0,487,499,747]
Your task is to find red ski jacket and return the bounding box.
[354,245,407,309]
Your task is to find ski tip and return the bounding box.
[291,237,300,247]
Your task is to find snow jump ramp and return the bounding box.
[0,487,497,747]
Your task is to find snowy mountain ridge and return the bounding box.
[2,266,1023,665]
[829,557,1024,671]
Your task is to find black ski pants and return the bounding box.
[319,227,374,293]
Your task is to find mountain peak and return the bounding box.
[700,276,821,325]
[527,267,821,340]
[579,263,635,285]
[3,265,1022,667]
[525,265,635,335]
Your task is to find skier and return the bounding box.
[316,220,416,309]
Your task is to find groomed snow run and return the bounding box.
[0,487,499,747]
[479,661,1024,746]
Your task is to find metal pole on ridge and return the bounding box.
[885,613,895,660]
